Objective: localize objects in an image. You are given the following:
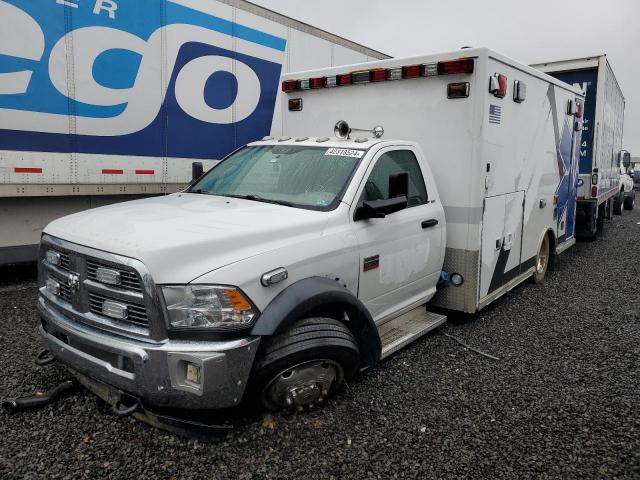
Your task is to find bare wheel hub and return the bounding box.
[262,360,343,410]
[537,234,549,273]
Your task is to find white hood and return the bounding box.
[44,193,330,283]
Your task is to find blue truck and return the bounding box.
[532,55,631,239]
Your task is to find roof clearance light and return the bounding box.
[309,77,324,89]
[351,70,370,84]
[297,79,311,90]
[421,63,438,77]
[438,58,475,75]
[370,68,386,82]
[337,73,352,86]
[402,64,421,79]
[324,76,337,88]
[489,73,507,98]
[281,79,297,92]
[513,80,527,103]
[386,67,402,81]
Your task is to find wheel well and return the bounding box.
[546,229,557,256]
[300,302,378,367]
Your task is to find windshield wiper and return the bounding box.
[223,194,294,207]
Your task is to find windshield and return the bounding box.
[189,145,366,210]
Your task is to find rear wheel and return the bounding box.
[613,190,624,215]
[624,190,635,210]
[251,318,360,411]
[533,233,550,284]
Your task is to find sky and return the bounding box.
[253,0,640,155]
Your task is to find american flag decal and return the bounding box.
[489,104,502,124]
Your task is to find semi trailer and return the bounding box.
[0,0,388,265]
[37,48,584,425]
[532,55,630,238]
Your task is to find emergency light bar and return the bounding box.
[281,58,475,92]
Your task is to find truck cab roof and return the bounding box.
[248,136,411,150]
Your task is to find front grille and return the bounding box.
[59,252,71,272]
[59,283,72,303]
[87,259,142,292]
[88,292,149,327]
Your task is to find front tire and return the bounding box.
[532,233,550,284]
[251,318,360,411]
[624,190,635,210]
[613,190,624,215]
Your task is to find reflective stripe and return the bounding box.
[14,167,43,173]
[102,169,123,174]
[135,170,154,175]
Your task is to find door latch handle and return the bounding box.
[421,219,438,229]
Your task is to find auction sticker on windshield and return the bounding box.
[325,148,365,158]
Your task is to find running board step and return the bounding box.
[379,308,447,360]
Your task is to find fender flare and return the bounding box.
[250,277,381,367]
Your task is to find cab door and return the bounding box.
[352,147,443,323]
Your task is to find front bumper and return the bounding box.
[39,296,260,409]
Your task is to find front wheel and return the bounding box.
[613,190,624,215]
[532,233,550,284]
[251,318,360,411]
[624,190,635,210]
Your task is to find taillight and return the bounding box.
[351,71,370,84]
[591,186,598,197]
[576,100,584,118]
[490,73,507,98]
[336,73,351,86]
[420,63,438,77]
[309,77,324,89]
[386,67,402,81]
[281,79,297,92]
[324,76,337,88]
[402,64,421,79]
[438,58,474,75]
[297,79,310,90]
[370,68,386,82]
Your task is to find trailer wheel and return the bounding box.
[623,190,635,210]
[532,233,550,284]
[596,202,606,235]
[251,318,360,411]
[613,190,624,215]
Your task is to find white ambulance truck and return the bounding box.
[37,48,583,420]
[532,55,628,238]
[0,0,387,265]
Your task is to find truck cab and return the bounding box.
[38,133,446,413]
[614,150,635,213]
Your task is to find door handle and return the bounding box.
[421,219,439,229]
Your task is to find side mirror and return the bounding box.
[389,171,409,199]
[192,161,204,182]
[621,151,631,168]
[355,196,408,220]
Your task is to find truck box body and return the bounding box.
[531,56,625,236]
[0,0,387,264]
[279,48,584,312]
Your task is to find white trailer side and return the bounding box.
[532,55,626,238]
[0,0,388,264]
[278,47,584,312]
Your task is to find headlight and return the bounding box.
[162,285,258,330]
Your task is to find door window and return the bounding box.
[362,150,428,207]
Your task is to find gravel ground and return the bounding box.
[1,210,639,480]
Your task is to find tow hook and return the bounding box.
[1,380,77,414]
[35,349,56,366]
[112,396,140,417]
